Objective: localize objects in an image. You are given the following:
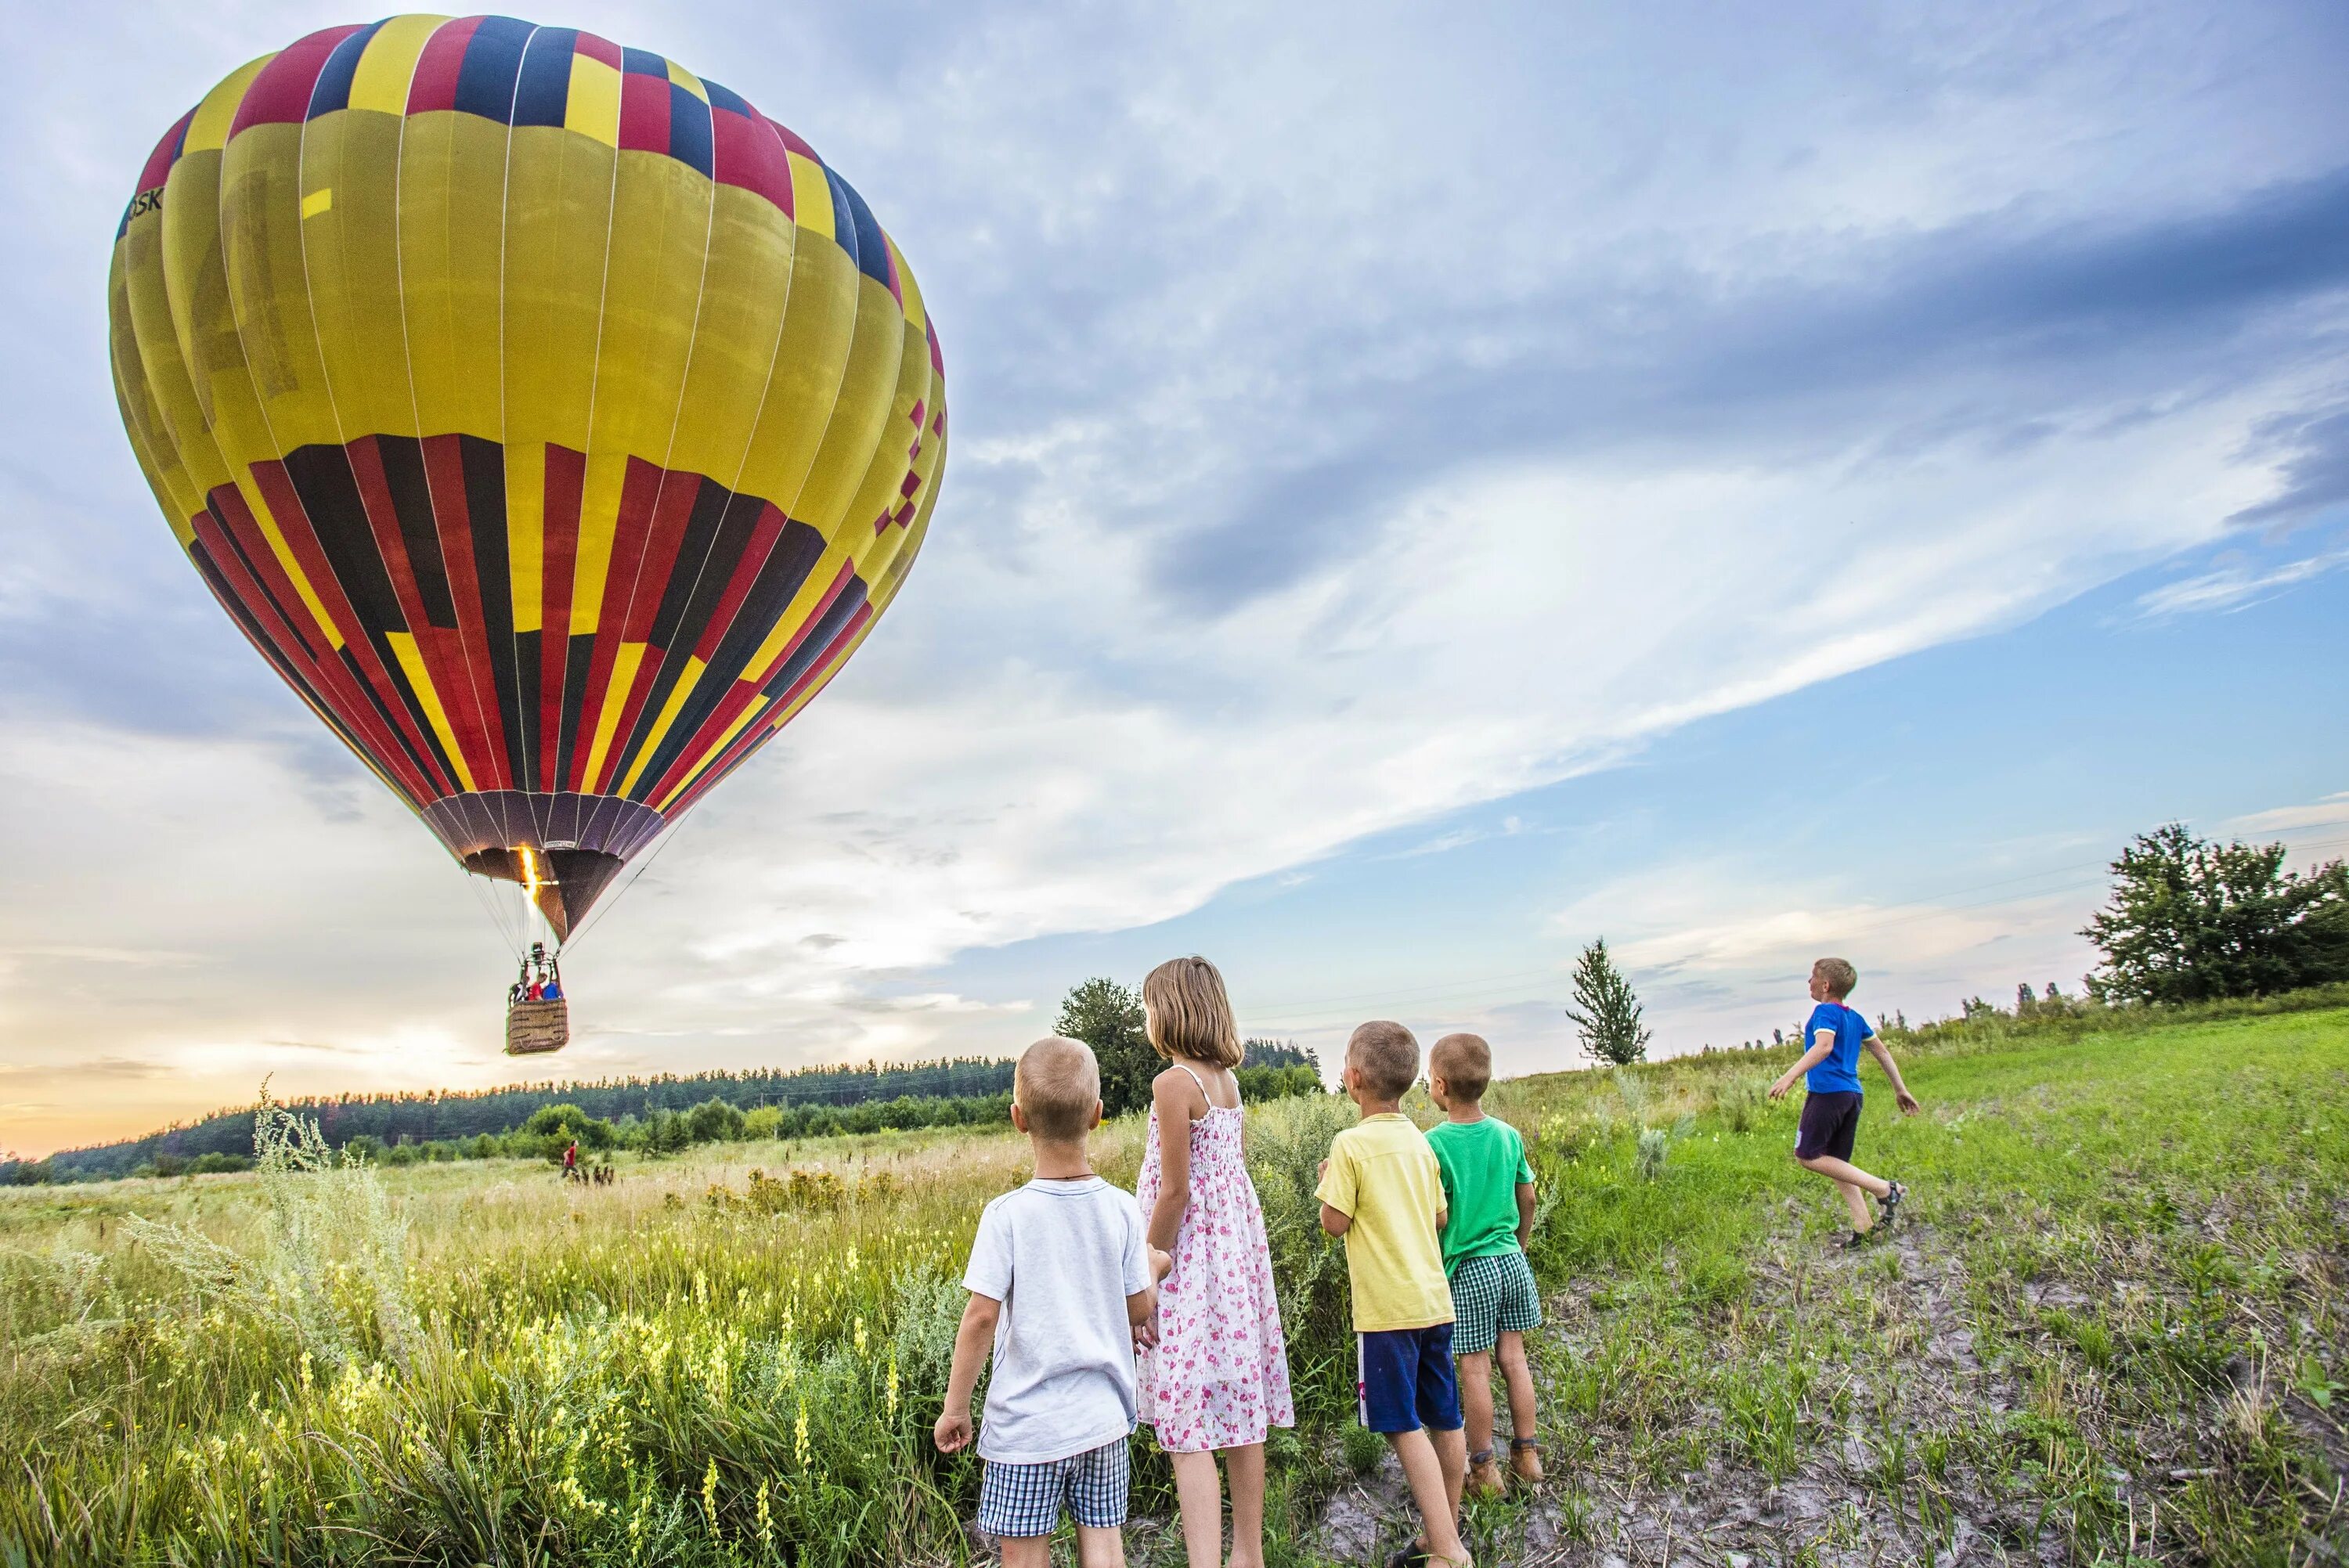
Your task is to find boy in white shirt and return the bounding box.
[935,1036,1170,1566]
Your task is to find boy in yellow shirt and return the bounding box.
[1317,1021,1471,1568]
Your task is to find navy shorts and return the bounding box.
[1795,1090,1862,1162]
[1357,1324,1463,1433]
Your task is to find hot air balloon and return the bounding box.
[107,17,947,1044]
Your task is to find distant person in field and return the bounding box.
[562,1140,578,1179]
[1316,1021,1473,1568]
[1767,957,1920,1249]
[935,1036,1172,1567]
[1134,956,1294,1568]
[1425,1033,1544,1499]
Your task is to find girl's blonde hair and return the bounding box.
[1142,955,1243,1068]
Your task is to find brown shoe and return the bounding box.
[1510,1438,1545,1484]
[1466,1450,1506,1498]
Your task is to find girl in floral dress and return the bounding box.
[1135,956,1295,1568]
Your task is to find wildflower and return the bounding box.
[795,1400,811,1470]
[886,1353,900,1421]
[702,1456,720,1538]
[756,1476,774,1549]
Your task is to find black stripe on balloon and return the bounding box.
[646,477,732,652]
[554,633,596,789]
[377,437,458,630]
[207,496,319,661]
[628,515,827,794]
[281,444,407,639]
[666,489,765,665]
[760,575,868,701]
[460,435,529,788]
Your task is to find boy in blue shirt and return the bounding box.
[1767,957,1920,1249]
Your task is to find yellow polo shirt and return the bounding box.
[1315,1113,1455,1332]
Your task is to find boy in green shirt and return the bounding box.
[1426,1033,1543,1499]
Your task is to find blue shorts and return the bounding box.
[977,1437,1130,1537]
[1357,1324,1463,1433]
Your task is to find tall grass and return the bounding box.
[0,1093,1363,1566]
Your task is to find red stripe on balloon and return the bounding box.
[420,435,514,791]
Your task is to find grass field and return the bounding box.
[3,1002,2344,1566]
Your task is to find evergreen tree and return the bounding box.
[1054,977,1156,1115]
[2082,824,2349,1004]
[1564,937,1652,1065]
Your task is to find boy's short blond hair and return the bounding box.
[1429,1033,1492,1101]
[1814,957,1859,1000]
[1143,955,1243,1068]
[1348,1020,1420,1100]
[1016,1036,1101,1141]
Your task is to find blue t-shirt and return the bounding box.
[1803,1003,1874,1094]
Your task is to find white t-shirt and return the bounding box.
[961,1175,1151,1464]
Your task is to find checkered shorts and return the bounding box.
[977,1436,1131,1537]
[1449,1249,1542,1354]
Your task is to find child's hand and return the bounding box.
[1896,1088,1921,1116]
[933,1408,972,1454]
[1766,1076,1795,1101]
[1316,1159,1329,1180]
[1132,1314,1160,1353]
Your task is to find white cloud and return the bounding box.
[2134,547,2349,617]
[2221,792,2349,837]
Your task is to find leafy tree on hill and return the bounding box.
[1564,936,1651,1065]
[2083,824,2349,1004]
[1055,977,1156,1116]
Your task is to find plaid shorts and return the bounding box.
[977,1437,1131,1537]
[1449,1250,1542,1355]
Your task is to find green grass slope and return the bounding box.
[0,1006,2340,1565]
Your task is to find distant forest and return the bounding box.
[16,1040,1319,1184]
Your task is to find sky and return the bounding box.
[2,2,2346,1159]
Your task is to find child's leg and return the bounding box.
[1833,1177,1873,1231]
[1222,1444,1266,1568]
[1434,1422,1467,1519]
[1799,1152,1890,1200]
[1387,1429,1470,1564]
[1456,1350,1496,1458]
[998,1537,1054,1568]
[1168,1450,1222,1568]
[1073,1525,1127,1566]
[1496,1332,1537,1442]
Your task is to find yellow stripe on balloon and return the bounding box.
[569,454,628,636]
[582,641,646,788]
[507,442,544,633]
[786,153,834,240]
[665,59,709,101]
[565,54,621,146]
[387,630,477,793]
[619,656,705,794]
[738,545,851,685]
[182,56,271,153]
[348,14,449,115]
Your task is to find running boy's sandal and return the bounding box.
[1881,1180,1909,1224]
[1839,1229,1875,1251]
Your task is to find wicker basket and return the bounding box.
[505,998,569,1055]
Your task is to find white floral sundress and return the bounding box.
[1134,1062,1296,1453]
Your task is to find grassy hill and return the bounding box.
[2,1001,2341,1565]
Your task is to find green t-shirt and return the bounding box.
[1425,1116,1534,1273]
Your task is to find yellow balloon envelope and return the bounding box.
[108,16,947,938]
